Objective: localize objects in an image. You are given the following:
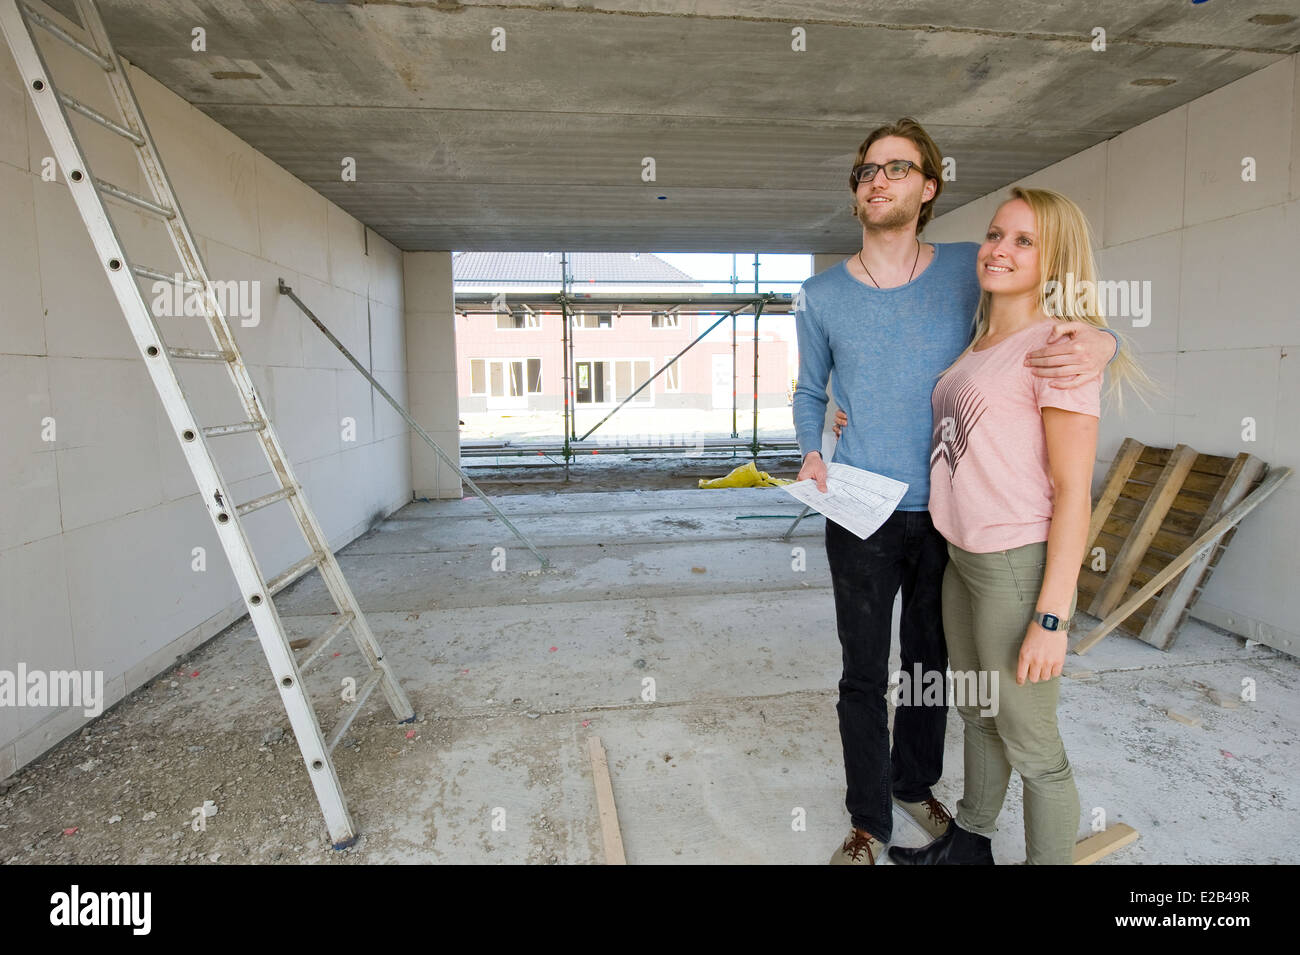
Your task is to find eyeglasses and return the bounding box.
[851,159,922,186]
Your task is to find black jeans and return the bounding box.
[824,509,949,841]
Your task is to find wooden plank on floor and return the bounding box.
[1074,823,1139,864]
[586,735,627,865]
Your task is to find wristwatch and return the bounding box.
[1033,611,1071,633]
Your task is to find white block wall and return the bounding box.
[404,251,463,499]
[0,16,414,776]
[926,55,1300,656]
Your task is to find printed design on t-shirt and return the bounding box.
[930,369,986,479]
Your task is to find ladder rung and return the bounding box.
[236,486,295,517]
[20,3,112,71]
[97,178,174,219]
[326,672,384,754]
[58,91,143,145]
[266,554,321,597]
[133,265,201,288]
[167,347,233,362]
[202,420,265,437]
[299,612,355,674]
[6,0,417,850]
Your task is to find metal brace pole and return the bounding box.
[781,503,813,541]
[278,279,550,569]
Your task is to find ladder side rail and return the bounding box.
[70,0,413,722]
[1,0,358,846]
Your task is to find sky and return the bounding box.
[652,253,812,291]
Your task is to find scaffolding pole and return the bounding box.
[454,289,795,466]
[751,298,765,458]
[731,313,738,439]
[574,301,750,443]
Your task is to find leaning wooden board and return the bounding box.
[1079,440,1267,651]
[1074,467,1291,654]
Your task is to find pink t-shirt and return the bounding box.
[928,319,1101,553]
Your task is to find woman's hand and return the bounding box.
[1016,621,1067,685]
[832,408,848,438]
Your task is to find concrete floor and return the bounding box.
[1,481,1297,864]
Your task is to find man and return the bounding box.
[792,118,1117,865]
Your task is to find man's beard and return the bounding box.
[855,192,922,232]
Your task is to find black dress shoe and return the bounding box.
[888,822,994,865]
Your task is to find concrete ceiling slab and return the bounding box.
[43,0,1300,251]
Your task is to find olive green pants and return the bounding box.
[942,540,1080,865]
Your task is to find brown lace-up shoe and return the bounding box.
[894,796,953,840]
[829,827,885,865]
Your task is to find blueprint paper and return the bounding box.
[783,463,908,540]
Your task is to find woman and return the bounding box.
[834,186,1141,864]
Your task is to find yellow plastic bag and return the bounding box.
[698,461,793,488]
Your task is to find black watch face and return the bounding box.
[1041,613,1060,631]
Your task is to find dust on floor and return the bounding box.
[2,461,1297,863]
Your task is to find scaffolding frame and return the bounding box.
[454,290,799,469]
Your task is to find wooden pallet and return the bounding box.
[1079,439,1267,651]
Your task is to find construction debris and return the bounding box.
[586,736,626,865]
[698,461,793,489]
[1073,823,1140,865]
[1076,439,1290,653]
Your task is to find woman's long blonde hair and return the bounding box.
[950,186,1150,407]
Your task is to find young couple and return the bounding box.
[792,117,1139,865]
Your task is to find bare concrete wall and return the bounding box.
[0,15,412,777]
[404,251,462,499]
[926,55,1300,656]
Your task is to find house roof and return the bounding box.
[453,252,703,286]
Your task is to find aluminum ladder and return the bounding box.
[0,0,414,848]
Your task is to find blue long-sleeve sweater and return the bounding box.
[792,243,981,511]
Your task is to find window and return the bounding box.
[651,311,680,329]
[571,311,613,329]
[664,356,681,392]
[470,358,542,396]
[495,312,540,330]
[574,359,652,405]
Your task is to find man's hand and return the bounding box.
[1016,621,1067,685]
[831,408,848,438]
[797,451,828,492]
[1024,322,1116,390]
